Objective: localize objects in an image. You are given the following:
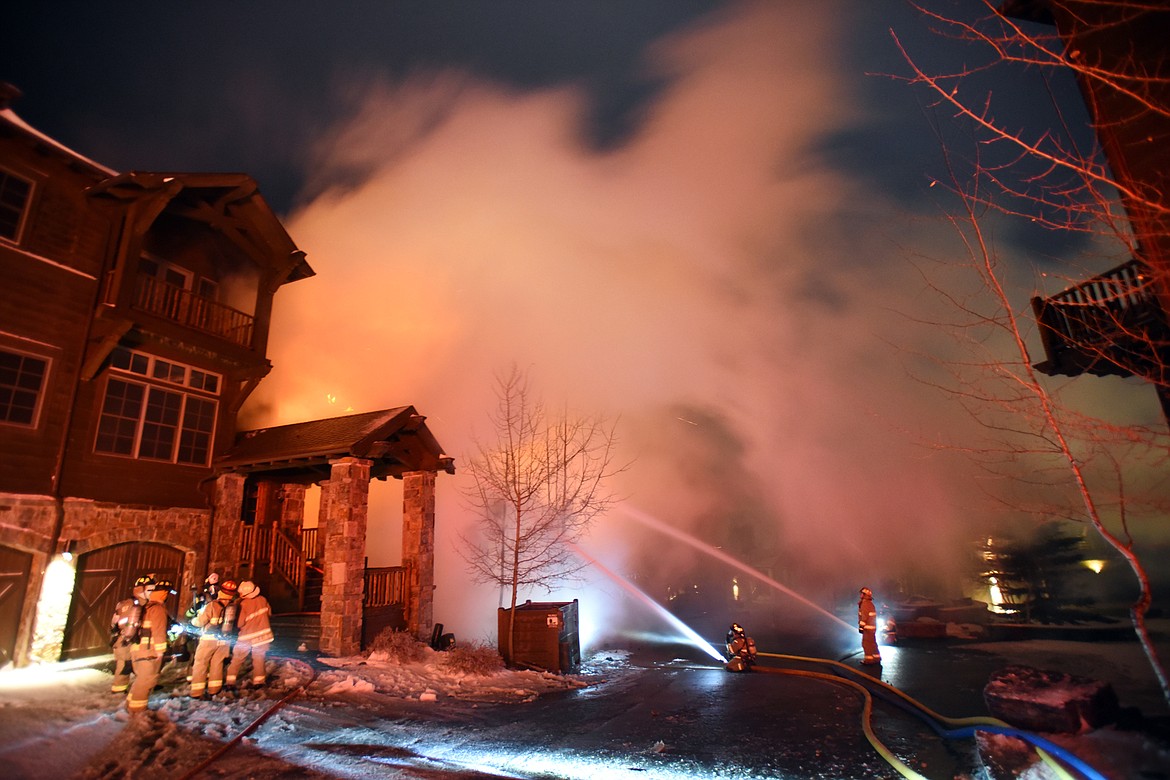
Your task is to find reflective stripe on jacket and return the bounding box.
[858,597,877,632]
[236,596,274,646]
[191,599,226,639]
[137,601,170,654]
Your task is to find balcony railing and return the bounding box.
[135,275,254,347]
[1031,258,1168,378]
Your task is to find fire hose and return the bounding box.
[177,660,318,780]
[755,651,1105,780]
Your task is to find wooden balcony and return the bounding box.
[1031,259,1170,380]
[135,275,254,347]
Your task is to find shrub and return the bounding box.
[368,628,428,663]
[441,642,504,676]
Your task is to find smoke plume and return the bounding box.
[249,1,1003,640]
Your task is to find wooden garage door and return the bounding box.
[61,542,184,660]
[0,545,33,667]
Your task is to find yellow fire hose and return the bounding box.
[756,651,1080,780]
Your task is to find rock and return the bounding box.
[984,664,1120,733]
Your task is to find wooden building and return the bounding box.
[0,83,452,667]
[999,2,1170,418]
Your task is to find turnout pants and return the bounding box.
[189,637,230,697]
[861,628,881,664]
[226,640,270,686]
[111,640,133,693]
[126,653,163,713]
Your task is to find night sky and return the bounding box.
[5,1,1163,634]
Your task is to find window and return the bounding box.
[0,170,33,242]
[95,348,220,465]
[139,256,192,289]
[0,348,49,426]
[197,277,218,301]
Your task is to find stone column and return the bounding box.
[319,458,371,656]
[280,483,306,539]
[402,470,436,640]
[210,473,246,577]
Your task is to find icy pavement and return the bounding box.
[0,637,1168,779]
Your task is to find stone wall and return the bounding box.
[209,473,245,578]
[319,458,371,656]
[0,493,209,666]
[60,499,208,594]
[0,495,56,666]
[402,470,436,639]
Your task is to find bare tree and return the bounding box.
[891,1,1170,705]
[461,365,623,665]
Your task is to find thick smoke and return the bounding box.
[249,1,1013,641]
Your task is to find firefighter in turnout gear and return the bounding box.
[858,587,881,666]
[126,578,175,713]
[226,580,274,687]
[725,622,757,672]
[109,574,155,694]
[188,579,237,698]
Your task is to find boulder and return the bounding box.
[983,664,1120,733]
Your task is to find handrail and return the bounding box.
[135,275,255,347]
[302,528,319,560]
[271,526,305,591]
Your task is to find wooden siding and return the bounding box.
[0,255,96,495]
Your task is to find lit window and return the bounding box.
[0,170,33,242]
[0,348,49,425]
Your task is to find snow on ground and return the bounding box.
[0,646,615,780]
[316,647,591,703]
[2,634,1168,779]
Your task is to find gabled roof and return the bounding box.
[0,86,116,178]
[219,407,455,483]
[86,171,314,284]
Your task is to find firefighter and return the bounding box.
[186,572,220,619]
[881,610,898,645]
[126,578,175,713]
[226,580,274,688]
[188,579,237,698]
[183,572,221,680]
[109,574,155,694]
[858,586,881,665]
[725,622,757,672]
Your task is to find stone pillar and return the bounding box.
[319,458,371,656]
[402,470,436,640]
[210,473,246,577]
[280,483,306,539]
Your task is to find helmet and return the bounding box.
[151,578,176,595]
[730,623,744,634]
[237,580,260,599]
[134,574,157,589]
[860,587,872,598]
[219,579,239,597]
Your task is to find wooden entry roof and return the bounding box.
[218,406,455,483]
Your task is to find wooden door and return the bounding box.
[61,542,184,660]
[0,545,32,667]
